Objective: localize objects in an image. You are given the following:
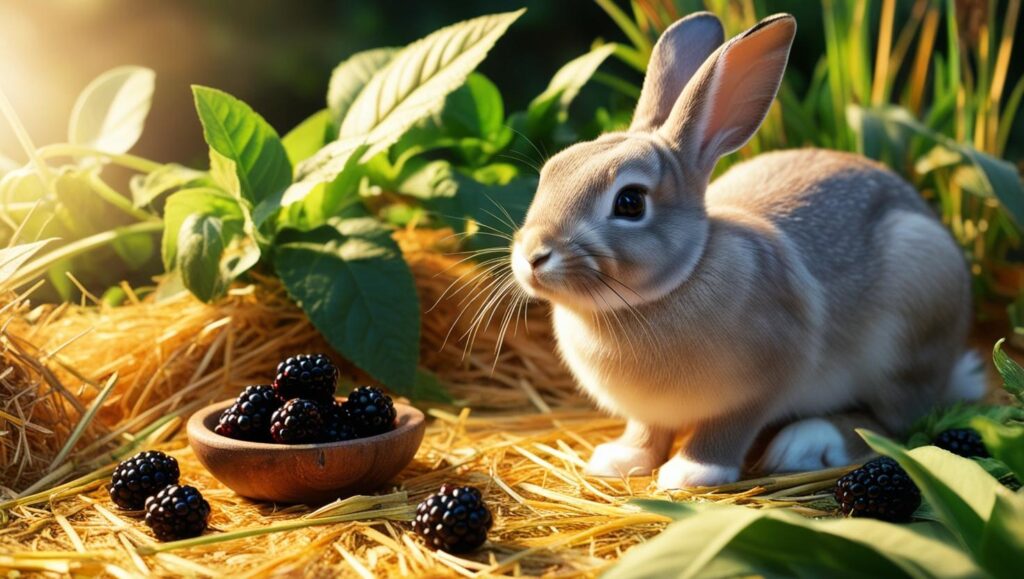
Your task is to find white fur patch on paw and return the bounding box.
[656,456,739,489]
[586,442,661,477]
[762,418,850,473]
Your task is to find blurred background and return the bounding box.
[3,0,1021,167]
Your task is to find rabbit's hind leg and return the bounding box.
[758,412,887,474]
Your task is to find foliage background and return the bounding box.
[3,0,1022,170]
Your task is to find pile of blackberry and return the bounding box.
[413,484,493,553]
[933,427,989,458]
[213,353,397,444]
[108,450,211,541]
[834,457,921,522]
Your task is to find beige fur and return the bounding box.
[510,13,978,488]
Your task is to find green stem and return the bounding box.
[591,71,641,99]
[47,374,119,472]
[593,0,651,55]
[6,220,163,289]
[87,173,160,222]
[37,144,164,174]
[0,86,53,185]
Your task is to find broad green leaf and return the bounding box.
[526,43,616,138]
[862,431,999,555]
[161,187,245,271]
[615,501,979,579]
[282,109,334,167]
[411,369,454,404]
[68,66,155,154]
[327,48,397,124]
[993,339,1024,404]
[192,86,292,206]
[856,105,1024,226]
[294,10,524,191]
[972,417,1024,480]
[395,159,457,200]
[441,73,505,140]
[978,491,1024,579]
[423,174,535,252]
[130,163,208,208]
[177,213,228,302]
[0,239,54,286]
[111,229,154,269]
[339,10,523,150]
[274,218,420,391]
[176,211,257,303]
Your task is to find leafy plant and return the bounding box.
[0,9,617,396]
[0,66,164,301]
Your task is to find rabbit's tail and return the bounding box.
[945,350,987,403]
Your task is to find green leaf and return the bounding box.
[993,339,1024,404]
[979,491,1024,579]
[853,105,1024,227]
[192,86,292,206]
[971,417,1024,481]
[274,218,420,391]
[616,502,979,579]
[130,163,208,208]
[293,10,524,191]
[0,239,55,287]
[176,211,258,303]
[111,229,154,269]
[327,48,397,124]
[177,213,228,302]
[526,43,616,139]
[68,66,155,154]
[423,174,535,252]
[282,109,334,167]
[161,187,245,271]
[410,369,454,404]
[861,431,1000,555]
[441,73,505,140]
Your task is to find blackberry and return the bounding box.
[413,484,493,553]
[144,484,210,541]
[341,386,396,436]
[933,428,989,458]
[109,451,180,510]
[835,457,920,522]
[273,354,338,402]
[214,385,282,442]
[320,401,359,443]
[269,398,323,444]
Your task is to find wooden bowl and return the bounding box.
[187,398,425,504]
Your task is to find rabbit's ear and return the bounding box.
[660,14,795,174]
[630,12,724,132]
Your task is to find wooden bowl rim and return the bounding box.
[188,397,425,453]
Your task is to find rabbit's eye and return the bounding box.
[612,186,645,220]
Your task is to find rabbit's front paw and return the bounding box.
[586,442,663,477]
[656,457,739,489]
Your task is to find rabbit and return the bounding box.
[509,12,983,489]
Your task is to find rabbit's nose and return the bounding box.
[528,247,552,270]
